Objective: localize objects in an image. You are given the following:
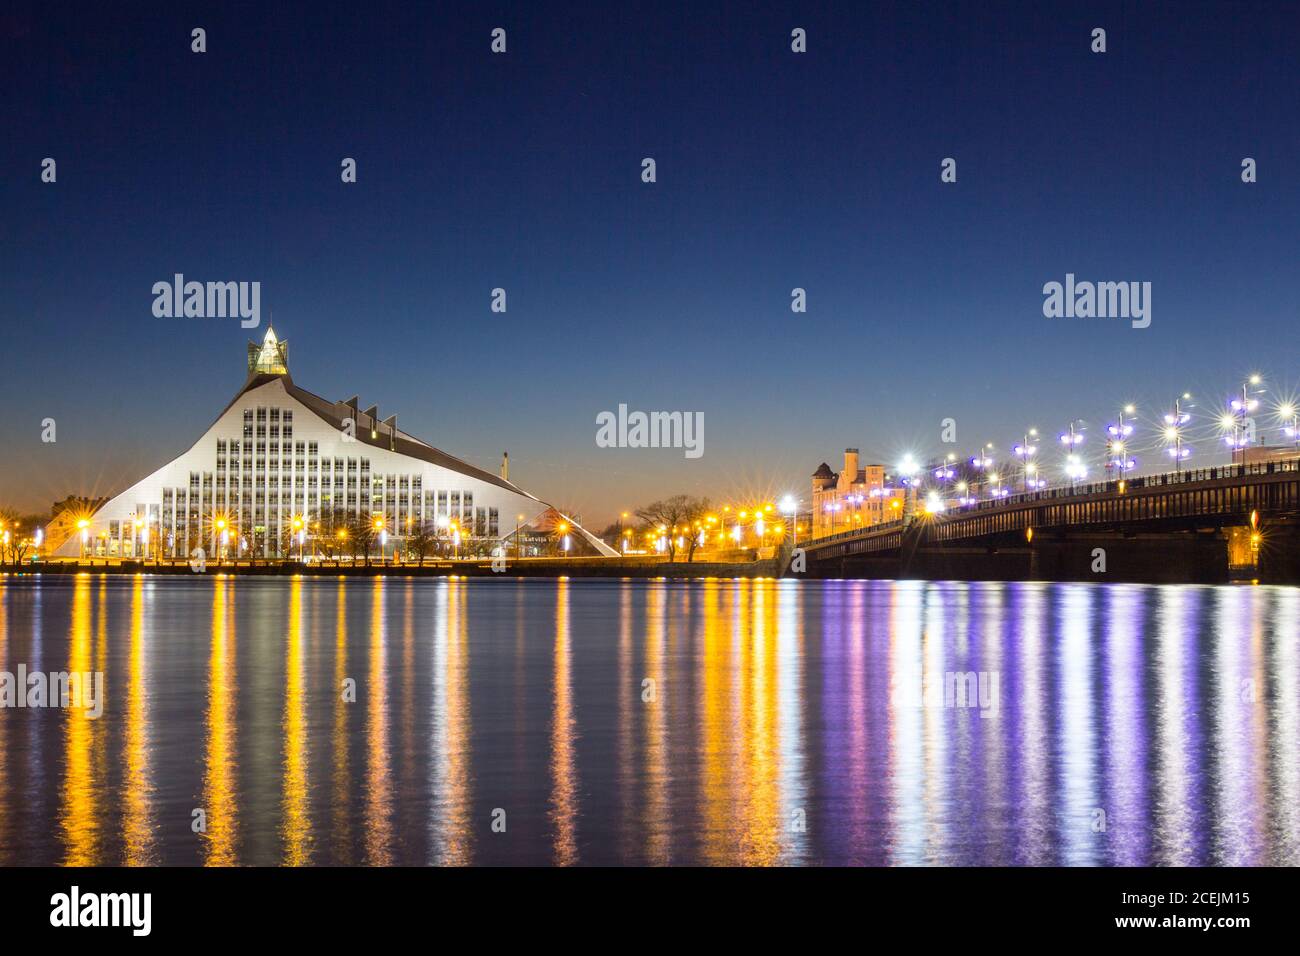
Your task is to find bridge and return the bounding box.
[799,459,1300,583]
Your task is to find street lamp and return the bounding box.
[1059,421,1085,488]
[215,517,227,566]
[292,515,304,562]
[1163,394,1193,472]
[898,455,920,517]
[373,516,385,564]
[1012,429,1039,492]
[1277,402,1299,450]
[779,495,798,548]
[1227,375,1264,455]
[1106,406,1137,476]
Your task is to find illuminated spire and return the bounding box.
[247,326,289,376]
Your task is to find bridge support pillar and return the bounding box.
[1257,521,1300,584]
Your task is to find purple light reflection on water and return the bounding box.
[0,574,1295,866]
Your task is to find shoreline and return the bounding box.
[2,557,786,579]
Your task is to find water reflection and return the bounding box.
[281,577,310,864]
[549,578,578,865]
[123,577,156,865]
[60,576,98,864]
[0,575,1295,866]
[430,579,471,864]
[202,576,238,865]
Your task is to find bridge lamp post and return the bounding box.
[1060,422,1085,488]
[1164,396,1193,473]
[1065,454,1087,487]
[1277,403,1299,451]
[898,455,920,518]
[1013,430,1038,493]
[1106,408,1136,477]
[1229,377,1264,455]
[969,444,995,497]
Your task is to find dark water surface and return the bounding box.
[0,574,1297,866]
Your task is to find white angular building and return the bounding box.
[56,328,615,559]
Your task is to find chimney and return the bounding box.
[500,451,509,481]
[844,448,860,484]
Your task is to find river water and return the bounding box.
[0,574,1296,866]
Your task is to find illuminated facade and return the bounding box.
[56,328,616,559]
[810,448,906,539]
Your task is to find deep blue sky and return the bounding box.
[3,1,1298,522]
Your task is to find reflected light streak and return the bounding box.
[549,578,578,865]
[430,579,472,864]
[201,577,238,865]
[123,577,157,865]
[60,576,98,865]
[281,576,311,864]
[364,577,393,864]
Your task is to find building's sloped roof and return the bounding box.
[220,371,533,498]
[812,462,835,479]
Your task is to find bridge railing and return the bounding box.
[807,457,1300,546]
[958,458,1300,514]
[806,516,908,547]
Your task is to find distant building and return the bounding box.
[811,448,906,539]
[55,328,616,559]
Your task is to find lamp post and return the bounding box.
[292,515,304,562]
[1164,394,1193,472]
[1277,402,1299,451]
[215,517,227,566]
[373,516,385,565]
[516,513,525,559]
[898,455,919,518]
[780,495,798,549]
[1106,406,1137,477]
[1228,376,1263,457]
[1060,420,1085,489]
[969,443,995,498]
[1013,429,1039,493]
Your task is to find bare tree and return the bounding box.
[408,520,436,565]
[347,512,376,566]
[635,495,710,562]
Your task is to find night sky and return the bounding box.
[3,1,1298,523]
